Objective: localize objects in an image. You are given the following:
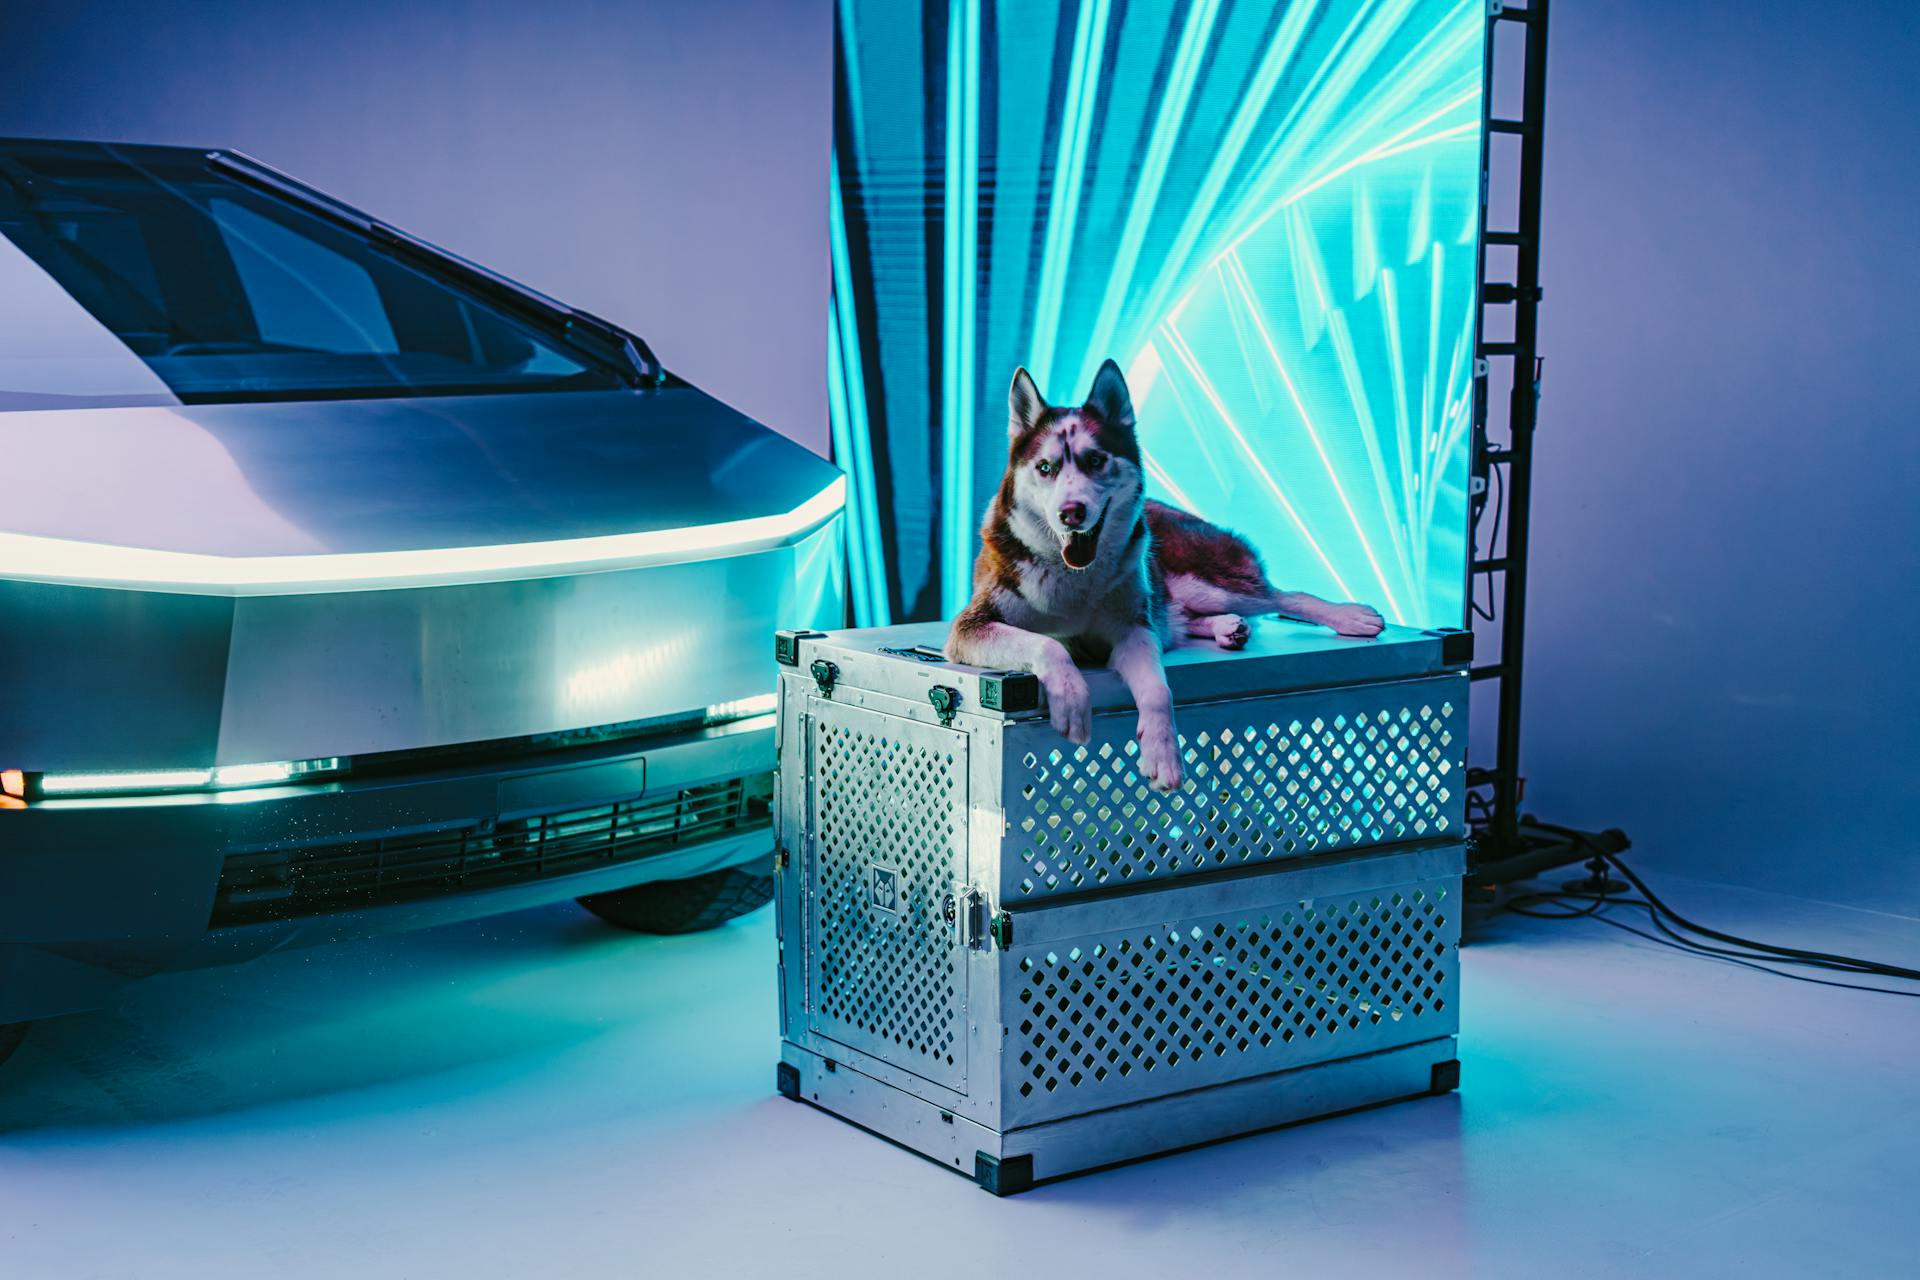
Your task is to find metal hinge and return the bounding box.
[810,659,839,697]
[991,910,1013,949]
[928,685,960,727]
[773,844,789,872]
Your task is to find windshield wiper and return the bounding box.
[205,150,668,389]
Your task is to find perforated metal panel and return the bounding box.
[1002,676,1462,898]
[804,701,970,1090]
[1001,877,1456,1126]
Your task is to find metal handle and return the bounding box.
[948,882,986,950]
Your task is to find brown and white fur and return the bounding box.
[946,359,1385,793]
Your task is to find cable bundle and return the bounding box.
[1504,822,1920,998]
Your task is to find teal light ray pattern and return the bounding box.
[832,0,1485,625]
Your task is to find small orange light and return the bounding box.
[0,769,23,799]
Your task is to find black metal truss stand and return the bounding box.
[1465,0,1624,885]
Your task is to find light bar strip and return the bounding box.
[1159,321,1354,599]
[1221,252,1404,622]
[827,304,884,627]
[826,302,872,623]
[1214,104,1481,278]
[0,477,847,596]
[940,0,982,617]
[38,768,214,796]
[38,756,346,798]
[706,692,779,724]
[1123,0,1317,364]
[828,153,891,625]
[1029,0,1111,393]
[1291,212,1415,617]
[1077,0,1221,393]
[1218,0,1458,265]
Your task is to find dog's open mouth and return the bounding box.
[1060,510,1106,570]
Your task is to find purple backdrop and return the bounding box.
[1522,0,1920,914]
[0,0,831,453]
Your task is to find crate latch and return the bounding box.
[945,883,987,950]
[810,659,839,697]
[928,684,960,727]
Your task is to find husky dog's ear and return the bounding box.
[1009,366,1047,439]
[1085,358,1135,432]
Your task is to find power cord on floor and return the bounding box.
[1501,822,1920,997]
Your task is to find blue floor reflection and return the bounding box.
[0,879,1915,1278]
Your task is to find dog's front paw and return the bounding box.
[1135,716,1184,792]
[1039,663,1093,745]
[1327,603,1385,637]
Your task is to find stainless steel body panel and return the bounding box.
[3,519,841,770]
[775,621,1468,1189]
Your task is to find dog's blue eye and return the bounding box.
[1037,459,1054,476]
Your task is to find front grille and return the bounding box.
[211,773,771,928]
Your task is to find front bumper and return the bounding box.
[0,714,775,1024]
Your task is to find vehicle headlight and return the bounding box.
[20,757,345,799]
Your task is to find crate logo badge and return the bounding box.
[869,864,900,914]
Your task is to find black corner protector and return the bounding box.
[776,1061,801,1100]
[1428,627,1473,667]
[775,629,826,667]
[975,1151,1034,1197]
[979,670,1041,714]
[1429,1058,1461,1095]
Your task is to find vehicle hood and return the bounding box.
[0,388,843,592]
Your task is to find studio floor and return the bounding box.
[1,872,1915,1279]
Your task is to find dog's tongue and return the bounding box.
[1062,530,1098,570]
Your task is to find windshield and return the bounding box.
[0,140,626,409]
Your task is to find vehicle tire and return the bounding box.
[578,867,775,935]
[0,1022,27,1069]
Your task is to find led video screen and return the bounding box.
[831,0,1485,627]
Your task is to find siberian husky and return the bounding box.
[946,359,1385,793]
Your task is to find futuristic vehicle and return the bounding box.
[0,138,844,1066]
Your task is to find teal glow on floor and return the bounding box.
[1,877,1915,1277]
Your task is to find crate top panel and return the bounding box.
[781,619,1468,719]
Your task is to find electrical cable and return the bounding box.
[1502,891,1920,998]
[1469,457,1506,622]
[1521,818,1920,982]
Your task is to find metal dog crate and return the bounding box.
[772,619,1471,1194]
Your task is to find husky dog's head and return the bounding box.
[1003,358,1143,572]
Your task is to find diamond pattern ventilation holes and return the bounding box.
[1011,698,1456,895]
[811,720,962,1072]
[1013,889,1450,1099]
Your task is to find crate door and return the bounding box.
[805,699,969,1093]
